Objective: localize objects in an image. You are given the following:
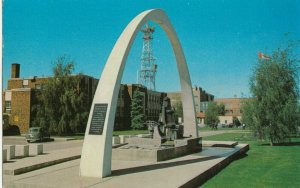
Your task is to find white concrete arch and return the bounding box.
[80,9,197,178]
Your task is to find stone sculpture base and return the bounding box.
[112,137,202,162]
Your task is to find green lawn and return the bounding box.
[201,132,300,188]
[113,130,148,136]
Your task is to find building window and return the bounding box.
[5,101,11,113]
[23,79,29,87]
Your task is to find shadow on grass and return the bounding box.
[260,142,300,146]
[112,156,220,176]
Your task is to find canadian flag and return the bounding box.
[258,52,270,60]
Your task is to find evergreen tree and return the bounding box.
[242,42,300,145]
[130,89,146,130]
[32,56,89,135]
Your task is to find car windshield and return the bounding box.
[29,128,40,133]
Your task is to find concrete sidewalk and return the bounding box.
[3,147,82,175]
[4,143,249,188]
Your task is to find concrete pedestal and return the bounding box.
[3,149,7,162]
[3,145,15,160]
[15,145,29,158]
[29,144,43,155]
[113,137,202,162]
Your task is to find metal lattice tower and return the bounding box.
[138,23,157,91]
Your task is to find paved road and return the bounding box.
[3,136,83,152]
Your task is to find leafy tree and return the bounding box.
[205,102,220,129]
[130,89,146,130]
[32,56,89,135]
[233,116,241,127]
[242,42,300,145]
[218,103,225,115]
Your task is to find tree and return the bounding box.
[32,56,89,135]
[242,42,300,145]
[205,102,226,129]
[205,102,220,129]
[232,117,241,127]
[130,89,146,130]
[218,103,225,116]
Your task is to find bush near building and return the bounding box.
[32,56,89,136]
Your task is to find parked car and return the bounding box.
[25,127,50,143]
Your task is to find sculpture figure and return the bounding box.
[149,96,183,141]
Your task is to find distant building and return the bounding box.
[2,64,99,134]
[214,98,250,125]
[167,86,214,124]
[115,84,167,130]
[214,98,248,117]
[193,86,214,113]
[3,64,166,134]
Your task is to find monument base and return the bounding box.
[112,137,202,162]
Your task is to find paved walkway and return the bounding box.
[3,130,249,187]
[3,147,82,175]
[3,144,249,187]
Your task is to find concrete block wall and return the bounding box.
[127,137,162,146]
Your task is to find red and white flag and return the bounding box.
[258,52,270,60]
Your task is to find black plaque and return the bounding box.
[89,103,108,135]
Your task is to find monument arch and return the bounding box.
[80,9,197,178]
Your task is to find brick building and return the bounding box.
[214,98,250,125]
[114,84,166,130]
[2,64,99,134]
[167,86,214,124]
[3,64,167,133]
[214,98,248,117]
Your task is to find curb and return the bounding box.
[180,144,249,188]
[3,155,81,175]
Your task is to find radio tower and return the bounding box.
[138,23,157,91]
